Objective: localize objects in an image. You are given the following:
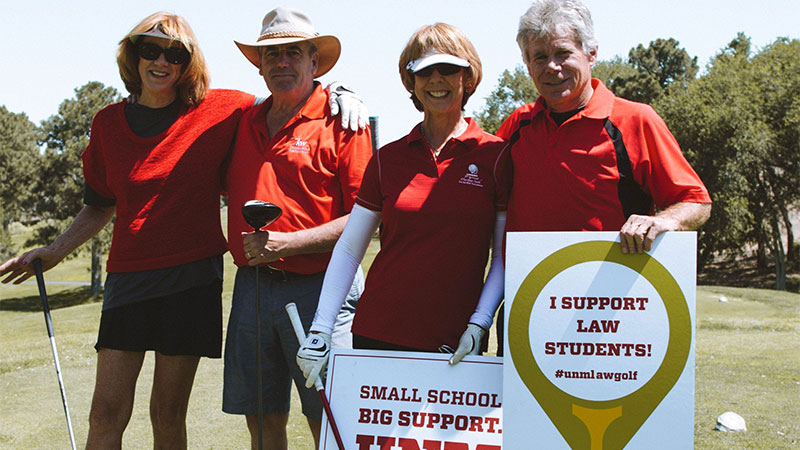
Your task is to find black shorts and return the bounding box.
[96,279,223,357]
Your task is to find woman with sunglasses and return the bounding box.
[0,11,362,448]
[297,23,510,385]
[0,12,243,448]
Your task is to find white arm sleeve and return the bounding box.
[311,204,381,334]
[469,211,506,330]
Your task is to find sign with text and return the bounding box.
[503,232,696,450]
[321,349,503,450]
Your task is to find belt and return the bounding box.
[258,265,321,282]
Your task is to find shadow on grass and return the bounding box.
[0,286,102,312]
[699,254,800,294]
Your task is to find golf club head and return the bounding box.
[242,200,283,231]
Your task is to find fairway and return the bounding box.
[1,245,798,449]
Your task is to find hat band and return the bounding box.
[256,30,319,43]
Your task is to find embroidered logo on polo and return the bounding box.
[288,137,311,154]
[458,163,484,187]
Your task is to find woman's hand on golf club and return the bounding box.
[296,332,331,388]
[1,205,114,284]
[0,246,64,284]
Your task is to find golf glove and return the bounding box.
[449,323,486,365]
[297,332,331,388]
[326,82,368,132]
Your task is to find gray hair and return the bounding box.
[517,0,598,63]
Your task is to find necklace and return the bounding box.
[419,126,440,156]
[420,120,467,157]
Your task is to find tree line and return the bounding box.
[1,82,119,293]
[1,34,798,291]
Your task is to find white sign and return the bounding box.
[503,232,696,450]
[321,349,503,450]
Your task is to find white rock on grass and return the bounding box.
[718,295,729,302]
[715,411,747,432]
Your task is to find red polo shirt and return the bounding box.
[226,83,372,273]
[352,118,511,350]
[498,79,710,232]
[82,89,254,272]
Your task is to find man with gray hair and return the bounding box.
[494,0,711,353]
[499,0,711,250]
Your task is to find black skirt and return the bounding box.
[96,279,223,358]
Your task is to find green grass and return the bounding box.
[694,287,799,450]
[1,224,798,449]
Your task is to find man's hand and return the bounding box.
[618,214,675,254]
[326,82,368,132]
[242,231,290,265]
[296,332,331,388]
[619,202,711,253]
[449,323,486,365]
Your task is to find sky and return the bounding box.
[1,0,798,146]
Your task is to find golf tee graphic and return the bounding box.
[503,232,696,449]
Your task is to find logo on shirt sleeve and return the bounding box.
[458,163,484,187]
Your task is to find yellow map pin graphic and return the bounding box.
[509,241,691,450]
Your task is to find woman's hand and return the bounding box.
[0,246,65,284]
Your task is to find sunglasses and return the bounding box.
[137,42,191,65]
[413,64,464,78]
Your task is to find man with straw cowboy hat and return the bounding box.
[223,6,372,449]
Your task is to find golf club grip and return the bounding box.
[32,259,55,338]
[285,303,324,391]
[285,302,307,343]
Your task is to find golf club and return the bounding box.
[285,302,346,450]
[241,200,282,450]
[32,259,77,450]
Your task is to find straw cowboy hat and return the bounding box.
[234,6,341,77]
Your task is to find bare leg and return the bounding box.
[243,413,320,450]
[86,348,145,450]
[306,418,321,448]
[149,353,200,450]
[245,413,289,450]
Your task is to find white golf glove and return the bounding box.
[296,332,331,388]
[449,323,486,365]
[326,82,368,132]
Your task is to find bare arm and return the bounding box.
[619,202,711,254]
[242,214,351,265]
[0,205,115,284]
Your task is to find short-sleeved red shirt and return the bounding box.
[82,89,254,272]
[226,84,372,273]
[351,118,511,350]
[497,79,711,232]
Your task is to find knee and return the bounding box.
[150,398,188,432]
[88,399,129,434]
[247,413,288,439]
[262,413,289,433]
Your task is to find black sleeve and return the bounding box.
[83,183,116,207]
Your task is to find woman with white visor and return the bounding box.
[297,22,511,386]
